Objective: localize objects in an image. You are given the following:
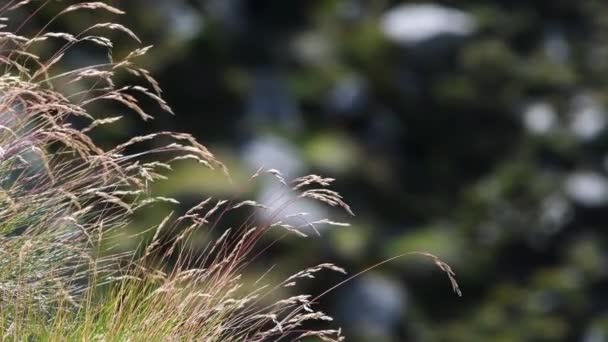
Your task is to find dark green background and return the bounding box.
[26,0,608,340]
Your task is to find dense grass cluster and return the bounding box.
[0,1,458,340]
[0,1,357,340]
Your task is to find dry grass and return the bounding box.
[0,1,459,341]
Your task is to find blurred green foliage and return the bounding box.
[35,0,608,340]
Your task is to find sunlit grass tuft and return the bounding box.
[0,1,352,340]
[0,1,459,341]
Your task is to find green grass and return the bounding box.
[0,2,352,340]
[0,2,458,340]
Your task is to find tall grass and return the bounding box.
[0,1,459,340]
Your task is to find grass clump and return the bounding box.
[0,1,352,340]
[0,1,459,341]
